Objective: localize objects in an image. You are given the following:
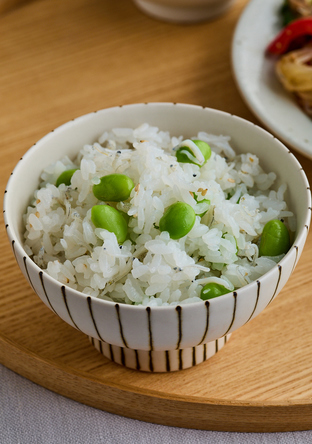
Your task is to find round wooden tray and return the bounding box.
[1,0,312,433]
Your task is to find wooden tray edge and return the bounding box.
[1,332,312,432]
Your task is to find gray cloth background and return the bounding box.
[1,364,311,444]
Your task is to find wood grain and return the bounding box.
[0,0,33,14]
[1,0,312,432]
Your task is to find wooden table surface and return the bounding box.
[1,0,312,432]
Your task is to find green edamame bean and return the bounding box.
[176,140,211,167]
[200,283,231,300]
[93,174,134,202]
[91,205,128,243]
[159,202,196,239]
[259,219,290,257]
[120,211,130,224]
[56,168,78,187]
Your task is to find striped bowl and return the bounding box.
[4,103,311,372]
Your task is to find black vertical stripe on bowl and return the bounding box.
[87,296,105,342]
[61,286,82,331]
[291,245,299,275]
[115,304,129,348]
[215,339,219,353]
[99,339,103,355]
[165,350,170,372]
[39,271,58,315]
[11,240,18,262]
[120,347,125,366]
[179,349,183,370]
[267,265,282,306]
[197,300,210,346]
[146,306,153,351]
[203,342,207,362]
[23,256,37,294]
[135,349,140,371]
[176,305,182,350]
[109,343,114,362]
[192,346,196,367]
[149,350,154,372]
[245,280,261,325]
[223,292,237,336]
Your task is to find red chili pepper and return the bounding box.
[266,17,312,55]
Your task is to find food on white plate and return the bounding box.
[281,0,312,25]
[267,2,312,117]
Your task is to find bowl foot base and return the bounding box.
[89,335,231,372]
[132,0,235,23]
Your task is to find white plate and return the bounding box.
[232,0,312,159]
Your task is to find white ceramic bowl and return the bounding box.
[132,0,236,23]
[4,103,311,372]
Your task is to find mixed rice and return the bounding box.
[23,124,295,306]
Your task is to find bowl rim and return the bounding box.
[3,102,312,312]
